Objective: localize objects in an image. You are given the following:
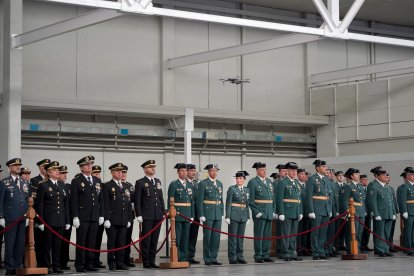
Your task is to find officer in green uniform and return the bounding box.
[168,163,194,262]
[385,174,398,252]
[247,162,277,263]
[398,167,414,256]
[326,168,339,257]
[360,174,373,252]
[297,168,309,256]
[274,164,287,258]
[367,167,394,257]
[338,168,366,254]
[225,171,250,264]
[305,160,332,260]
[334,171,346,252]
[187,164,200,264]
[277,162,303,262]
[196,164,223,265]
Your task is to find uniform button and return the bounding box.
[57,211,60,214]
[93,203,95,206]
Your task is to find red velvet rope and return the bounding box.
[325,215,348,247]
[0,216,26,235]
[132,226,171,254]
[36,214,167,253]
[178,211,348,240]
[355,216,414,251]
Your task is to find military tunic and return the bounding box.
[397,181,414,253]
[196,178,224,263]
[123,181,135,266]
[305,174,333,258]
[225,185,250,262]
[297,181,309,253]
[188,179,200,261]
[0,176,30,271]
[247,176,275,261]
[338,182,366,254]
[367,180,394,254]
[168,179,194,261]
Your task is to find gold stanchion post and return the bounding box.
[160,198,189,269]
[16,197,48,275]
[342,198,368,260]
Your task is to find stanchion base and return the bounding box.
[16,267,49,275]
[159,261,189,269]
[341,254,368,260]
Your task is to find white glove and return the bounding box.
[225,218,231,225]
[370,212,374,217]
[375,216,382,221]
[246,219,250,225]
[199,216,206,222]
[65,224,70,230]
[73,217,80,229]
[104,220,111,229]
[309,213,316,219]
[403,212,409,219]
[273,213,278,220]
[299,214,303,221]
[26,219,29,227]
[256,212,263,218]
[329,212,332,217]
[336,212,339,216]
[279,215,285,221]
[137,216,143,223]
[222,216,224,220]
[127,222,131,228]
[99,217,104,225]
[190,218,194,224]
[0,218,5,228]
[393,215,396,220]
[39,224,45,231]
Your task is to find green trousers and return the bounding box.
[175,220,190,261]
[404,216,414,253]
[280,219,298,258]
[253,218,272,261]
[310,215,329,257]
[203,219,221,263]
[228,220,247,262]
[373,219,392,254]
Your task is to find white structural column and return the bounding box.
[161,15,176,105]
[1,0,23,163]
[184,108,194,164]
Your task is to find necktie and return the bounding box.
[151,179,155,186]
[118,181,123,188]
[87,176,93,186]
[15,177,19,184]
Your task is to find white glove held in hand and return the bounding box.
[299,214,303,221]
[127,222,131,228]
[137,216,143,223]
[199,216,206,222]
[278,215,285,221]
[99,217,104,225]
[403,212,409,219]
[375,216,382,221]
[392,215,396,220]
[73,217,80,229]
[273,213,278,220]
[104,220,111,229]
[225,218,231,225]
[256,212,263,219]
[0,218,5,228]
[39,224,45,231]
[65,224,70,230]
[309,213,316,219]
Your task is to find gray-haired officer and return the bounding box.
[0,158,30,275]
[305,160,332,260]
[187,164,201,264]
[225,171,250,264]
[168,163,194,262]
[197,164,224,266]
[247,162,277,263]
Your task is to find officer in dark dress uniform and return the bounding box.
[187,164,201,264]
[103,163,132,271]
[30,158,50,268]
[37,161,70,274]
[70,156,104,272]
[225,171,250,264]
[134,160,165,269]
[58,166,71,270]
[91,165,106,269]
[0,158,30,275]
[121,165,136,267]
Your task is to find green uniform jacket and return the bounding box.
[189,179,199,218]
[327,179,338,215]
[225,185,250,222]
[388,185,398,215]
[305,174,332,216]
[196,178,224,220]
[338,182,366,217]
[367,180,394,219]
[398,182,414,215]
[247,176,275,220]
[298,182,307,214]
[276,178,302,219]
[168,179,194,222]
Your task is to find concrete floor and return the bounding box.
[62,250,414,276]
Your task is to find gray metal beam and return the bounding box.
[12,8,123,48]
[167,33,322,69]
[310,58,414,84]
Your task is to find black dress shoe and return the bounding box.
[312,256,320,260]
[189,259,200,264]
[48,268,53,274]
[319,255,329,260]
[86,267,98,271]
[94,264,106,268]
[151,264,160,269]
[385,253,394,257]
[126,263,136,267]
[75,268,86,273]
[53,268,64,274]
[229,260,238,264]
[291,257,303,261]
[5,270,15,275]
[255,259,265,263]
[109,267,116,271]
[407,252,413,256]
[204,262,212,266]
[263,257,274,262]
[61,266,70,270]
[237,260,247,264]
[116,265,129,270]
[211,261,222,265]
[284,257,291,262]
[389,248,398,253]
